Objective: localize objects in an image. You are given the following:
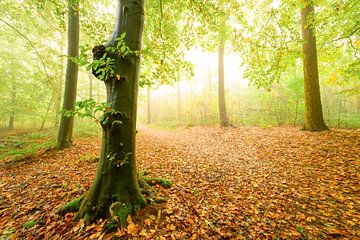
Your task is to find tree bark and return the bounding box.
[147,85,151,124]
[74,0,146,225]
[57,0,80,149]
[88,71,94,99]
[177,80,181,123]
[301,1,328,131]
[8,79,16,130]
[218,36,229,127]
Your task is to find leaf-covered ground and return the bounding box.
[1,126,359,239]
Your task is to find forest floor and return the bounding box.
[0,126,359,239]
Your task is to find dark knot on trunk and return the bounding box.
[92,45,106,60]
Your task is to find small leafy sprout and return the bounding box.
[105,32,139,61]
[87,53,116,81]
[61,99,111,124]
[69,44,92,67]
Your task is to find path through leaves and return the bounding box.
[1,126,359,239]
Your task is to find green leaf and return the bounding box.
[23,220,37,229]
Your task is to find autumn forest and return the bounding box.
[0,0,359,239]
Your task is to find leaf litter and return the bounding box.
[0,126,359,239]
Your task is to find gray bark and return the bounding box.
[57,0,80,148]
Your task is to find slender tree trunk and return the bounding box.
[177,80,181,123]
[75,0,146,225]
[40,93,54,130]
[147,85,151,124]
[301,1,328,131]
[218,36,229,127]
[57,0,80,149]
[294,97,299,126]
[88,71,93,99]
[8,81,16,130]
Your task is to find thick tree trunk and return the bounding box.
[57,0,79,149]
[75,0,146,225]
[301,1,328,131]
[218,36,229,127]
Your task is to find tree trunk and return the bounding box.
[218,36,229,127]
[147,85,151,124]
[301,1,328,131]
[75,0,146,225]
[8,79,16,130]
[40,93,54,130]
[177,80,181,123]
[88,71,93,99]
[57,0,80,149]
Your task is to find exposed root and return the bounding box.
[54,172,172,227]
[138,172,172,203]
[144,177,172,189]
[55,196,84,215]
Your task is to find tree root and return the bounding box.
[55,172,172,227]
[138,171,172,203]
[55,196,84,215]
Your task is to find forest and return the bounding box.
[0,0,359,239]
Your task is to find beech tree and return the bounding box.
[301,0,328,131]
[57,0,171,226]
[218,35,229,127]
[57,0,80,149]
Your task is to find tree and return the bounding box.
[147,85,151,124]
[57,0,171,226]
[218,35,229,127]
[186,0,240,127]
[57,0,80,149]
[301,0,328,131]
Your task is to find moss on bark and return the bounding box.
[56,196,83,215]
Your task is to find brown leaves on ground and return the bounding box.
[0,126,359,239]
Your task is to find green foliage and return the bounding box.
[104,221,117,233]
[0,123,99,162]
[105,33,140,59]
[88,53,115,81]
[61,99,110,123]
[79,152,99,163]
[22,220,37,229]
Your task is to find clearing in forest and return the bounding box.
[0,126,359,239]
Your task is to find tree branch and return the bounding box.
[0,18,54,89]
[319,24,360,50]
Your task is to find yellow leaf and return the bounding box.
[127,222,137,235]
[144,218,152,226]
[139,229,147,237]
[103,233,114,240]
[116,74,121,80]
[306,216,315,222]
[347,220,356,226]
[127,215,132,224]
[114,228,126,237]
